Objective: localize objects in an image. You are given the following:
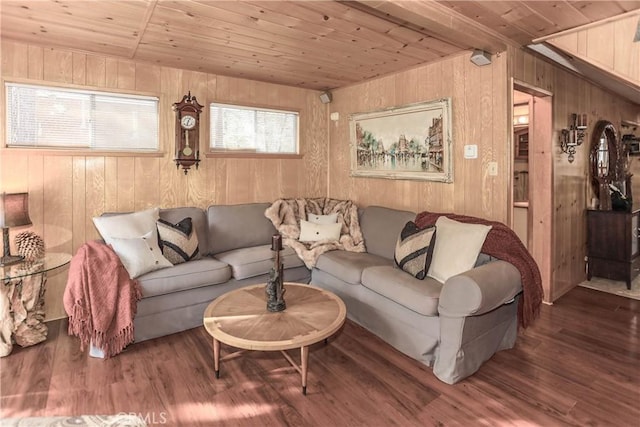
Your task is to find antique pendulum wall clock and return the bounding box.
[172,92,203,174]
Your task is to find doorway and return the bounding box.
[512,90,532,248]
[512,81,554,303]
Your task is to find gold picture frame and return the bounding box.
[349,98,453,182]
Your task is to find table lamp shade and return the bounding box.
[0,192,32,228]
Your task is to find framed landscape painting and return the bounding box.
[349,98,453,182]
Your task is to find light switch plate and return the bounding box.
[330,112,340,121]
[464,144,478,159]
[488,161,498,176]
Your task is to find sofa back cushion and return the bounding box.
[159,207,209,256]
[207,203,276,255]
[359,206,416,260]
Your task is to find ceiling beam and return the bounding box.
[347,0,516,54]
[130,0,158,59]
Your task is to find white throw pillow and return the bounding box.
[93,207,160,247]
[307,213,338,224]
[299,220,342,242]
[109,230,173,279]
[427,216,492,284]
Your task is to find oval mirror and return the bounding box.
[590,120,619,198]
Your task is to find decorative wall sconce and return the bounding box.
[560,113,587,163]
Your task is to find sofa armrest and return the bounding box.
[438,260,522,317]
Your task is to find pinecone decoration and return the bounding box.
[15,231,45,261]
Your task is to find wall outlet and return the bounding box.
[488,161,498,176]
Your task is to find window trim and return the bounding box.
[208,101,301,157]
[2,78,162,154]
[205,151,303,159]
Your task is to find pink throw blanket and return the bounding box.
[63,241,142,358]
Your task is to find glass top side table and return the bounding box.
[1,252,72,357]
[2,252,72,280]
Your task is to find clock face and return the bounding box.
[180,115,197,130]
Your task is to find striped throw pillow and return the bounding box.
[157,217,200,265]
[394,222,436,279]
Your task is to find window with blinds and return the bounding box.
[5,82,159,151]
[210,103,298,154]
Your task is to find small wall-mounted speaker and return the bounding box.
[319,91,332,104]
[470,49,492,66]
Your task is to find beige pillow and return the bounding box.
[307,213,338,224]
[299,220,342,242]
[93,207,160,247]
[427,216,492,284]
[109,230,173,279]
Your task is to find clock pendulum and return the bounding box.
[183,129,193,157]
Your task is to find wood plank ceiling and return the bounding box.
[1,0,639,90]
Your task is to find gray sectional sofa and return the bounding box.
[135,203,313,341]
[90,203,310,357]
[310,206,523,384]
[90,202,523,385]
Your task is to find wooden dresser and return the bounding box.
[587,207,640,289]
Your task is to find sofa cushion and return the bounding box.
[159,207,208,256]
[137,258,231,298]
[157,217,201,264]
[394,222,436,279]
[428,217,492,284]
[93,207,160,247]
[214,245,305,280]
[299,220,342,242]
[360,206,416,259]
[109,230,173,279]
[207,203,276,255]
[361,266,442,316]
[315,250,392,285]
[308,213,338,224]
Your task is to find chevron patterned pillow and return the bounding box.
[157,217,201,265]
[394,222,436,279]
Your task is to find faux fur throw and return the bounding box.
[63,241,142,358]
[415,211,543,329]
[265,198,366,269]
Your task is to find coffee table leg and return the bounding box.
[213,338,220,379]
[301,345,309,395]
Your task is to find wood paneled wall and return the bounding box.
[327,52,510,223]
[3,36,638,318]
[0,41,328,320]
[546,13,640,87]
[510,46,640,302]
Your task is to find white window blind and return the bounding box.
[5,82,159,151]
[210,103,298,154]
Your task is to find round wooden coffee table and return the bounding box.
[203,282,346,395]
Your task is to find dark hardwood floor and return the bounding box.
[1,286,638,426]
